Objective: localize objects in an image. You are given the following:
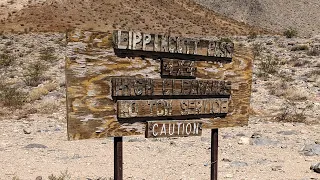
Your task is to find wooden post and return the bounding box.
[114,137,123,180]
[211,129,218,180]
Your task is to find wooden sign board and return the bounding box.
[66,30,253,140]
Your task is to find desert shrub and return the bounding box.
[283,28,297,38]
[4,41,13,46]
[291,45,308,51]
[0,54,15,68]
[307,48,320,56]
[275,100,312,123]
[0,82,26,108]
[257,55,279,77]
[39,47,57,62]
[248,31,257,39]
[293,59,310,67]
[27,82,58,102]
[24,61,47,87]
[285,87,308,101]
[48,170,71,180]
[252,43,263,57]
[219,37,232,43]
[36,99,60,114]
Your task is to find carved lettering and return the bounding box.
[146,121,202,138]
[161,59,196,78]
[117,99,229,118]
[112,78,231,97]
[113,30,234,58]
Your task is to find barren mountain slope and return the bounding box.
[194,0,320,37]
[0,0,270,36]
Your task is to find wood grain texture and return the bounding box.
[66,29,253,140]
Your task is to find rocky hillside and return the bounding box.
[194,0,320,37]
[0,0,270,36]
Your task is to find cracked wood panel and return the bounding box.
[66,29,253,140]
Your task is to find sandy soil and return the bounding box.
[0,116,319,180]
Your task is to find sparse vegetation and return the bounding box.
[275,100,313,123]
[24,61,47,87]
[219,37,232,43]
[252,42,263,57]
[248,31,258,39]
[257,55,279,77]
[291,44,308,51]
[39,47,57,62]
[307,48,320,56]
[0,82,26,108]
[0,53,15,68]
[283,28,298,38]
[48,170,71,180]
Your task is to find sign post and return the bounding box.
[66,29,253,179]
[211,129,218,180]
[114,137,123,180]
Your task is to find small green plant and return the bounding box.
[283,28,297,38]
[24,61,47,87]
[0,54,15,68]
[39,47,57,62]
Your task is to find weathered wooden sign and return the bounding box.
[66,30,253,140]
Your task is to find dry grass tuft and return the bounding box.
[35,98,60,114]
[285,87,308,101]
[27,82,58,102]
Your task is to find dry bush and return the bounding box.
[0,53,15,68]
[285,87,308,101]
[35,98,60,114]
[283,28,297,38]
[248,31,257,39]
[268,80,287,97]
[252,42,264,57]
[0,82,26,108]
[48,170,71,180]
[275,100,313,123]
[39,47,57,62]
[291,44,309,51]
[24,61,47,87]
[307,48,320,56]
[27,82,58,102]
[292,59,310,67]
[257,55,279,77]
[28,87,49,102]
